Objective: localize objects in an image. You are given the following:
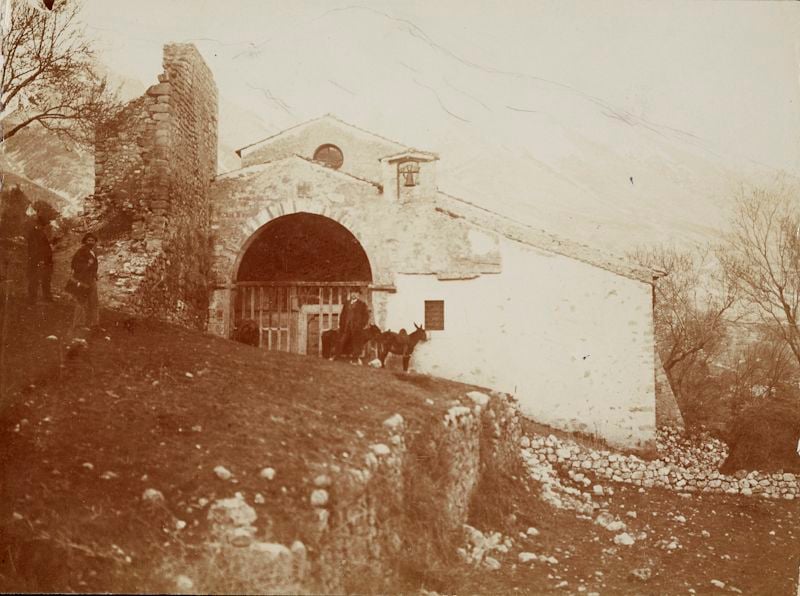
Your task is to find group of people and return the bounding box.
[26,216,101,330]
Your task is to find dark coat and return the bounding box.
[339,298,369,333]
[71,245,98,285]
[26,224,53,266]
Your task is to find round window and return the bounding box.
[313,144,344,169]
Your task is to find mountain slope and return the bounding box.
[3,6,791,251]
[227,6,790,252]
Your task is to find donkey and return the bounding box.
[322,324,382,361]
[376,323,427,372]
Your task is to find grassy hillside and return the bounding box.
[0,296,798,594]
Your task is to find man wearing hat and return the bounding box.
[26,215,54,303]
[333,290,369,361]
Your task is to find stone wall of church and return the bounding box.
[89,44,218,328]
[207,159,501,336]
[385,236,658,452]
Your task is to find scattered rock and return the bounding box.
[483,556,501,571]
[466,391,490,407]
[710,579,726,589]
[254,493,265,505]
[259,467,276,480]
[142,488,165,504]
[313,474,332,488]
[519,552,538,563]
[526,527,540,537]
[46,335,58,341]
[630,567,652,582]
[100,471,118,480]
[214,465,233,480]
[310,489,329,507]
[371,443,391,456]
[82,462,94,470]
[174,575,194,592]
[383,414,404,432]
[175,520,186,530]
[626,510,637,519]
[613,533,635,546]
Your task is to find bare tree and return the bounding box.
[630,245,737,400]
[722,186,800,368]
[1,0,122,145]
[723,325,797,403]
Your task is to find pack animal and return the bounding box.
[322,324,382,361]
[233,319,260,347]
[376,323,427,372]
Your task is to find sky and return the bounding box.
[79,0,800,171]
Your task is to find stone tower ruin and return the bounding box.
[87,44,218,327]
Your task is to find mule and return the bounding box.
[376,323,427,372]
[322,324,382,361]
[233,319,260,347]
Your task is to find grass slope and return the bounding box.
[0,297,476,592]
[0,296,798,594]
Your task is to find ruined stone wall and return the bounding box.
[90,44,218,327]
[178,390,521,594]
[309,390,520,593]
[523,427,798,500]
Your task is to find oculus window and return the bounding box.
[313,144,344,169]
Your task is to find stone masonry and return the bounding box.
[88,44,218,327]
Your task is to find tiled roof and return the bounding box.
[435,192,660,284]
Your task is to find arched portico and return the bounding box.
[227,211,376,355]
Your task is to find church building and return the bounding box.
[208,114,663,451]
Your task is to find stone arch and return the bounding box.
[225,198,387,286]
[235,212,373,283]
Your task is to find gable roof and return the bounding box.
[435,192,661,284]
[235,114,411,158]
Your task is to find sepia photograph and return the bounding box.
[1,0,799,593]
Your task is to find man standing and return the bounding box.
[26,215,53,303]
[334,290,369,360]
[70,232,100,330]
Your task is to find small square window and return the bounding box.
[425,300,444,330]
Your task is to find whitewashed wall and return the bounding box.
[383,236,656,451]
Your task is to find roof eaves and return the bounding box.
[436,192,657,284]
[234,115,329,157]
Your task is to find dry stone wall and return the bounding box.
[522,427,798,501]
[88,44,217,327]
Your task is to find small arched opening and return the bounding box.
[232,213,373,355]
